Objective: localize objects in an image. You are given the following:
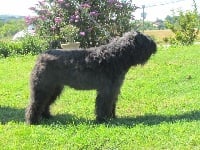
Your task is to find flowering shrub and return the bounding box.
[26,0,137,48]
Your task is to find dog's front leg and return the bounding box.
[95,85,120,122]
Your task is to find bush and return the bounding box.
[20,35,48,55]
[163,37,169,43]
[0,40,11,57]
[27,0,137,48]
[0,40,21,57]
[165,10,199,45]
[0,35,48,57]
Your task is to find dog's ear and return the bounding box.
[134,32,146,46]
[135,32,153,46]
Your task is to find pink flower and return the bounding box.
[25,16,38,25]
[80,32,86,36]
[25,16,33,25]
[74,19,79,23]
[81,3,91,9]
[57,0,64,4]
[54,17,62,24]
[51,26,56,31]
[40,16,47,20]
[75,15,80,20]
[74,11,79,15]
[70,13,80,23]
[90,11,99,17]
[65,3,70,7]
[69,18,74,23]
[107,0,117,4]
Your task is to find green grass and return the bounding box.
[0,45,200,149]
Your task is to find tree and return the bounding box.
[130,20,157,31]
[0,19,26,39]
[154,19,165,30]
[0,20,3,28]
[165,8,199,45]
[27,0,137,48]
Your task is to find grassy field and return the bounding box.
[144,29,200,43]
[145,29,174,39]
[0,45,200,149]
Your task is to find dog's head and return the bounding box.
[134,31,157,54]
[126,31,157,65]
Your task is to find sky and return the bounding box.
[133,0,199,21]
[0,0,199,21]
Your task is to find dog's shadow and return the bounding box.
[112,110,200,126]
[0,106,26,124]
[1,106,200,126]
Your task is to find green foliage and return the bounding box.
[0,35,48,57]
[0,45,200,149]
[60,25,79,43]
[0,19,26,39]
[19,35,48,55]
[165,10,199,45]
[0,20,3,27]
[130,20,156,30]
[0,40,22,57]
[163,37,169,43]
[27,0,137,48]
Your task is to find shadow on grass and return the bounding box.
[41,113,91,125]
[1,106,200,127]
[0,106,89,125]
[111,110,200,126]
[0,106,25,124]
[0,106,84,125]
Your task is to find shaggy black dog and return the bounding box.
[25,31,157,124]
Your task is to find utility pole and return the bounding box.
[142,5,145,33]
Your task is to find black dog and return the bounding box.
[25,31,157,124]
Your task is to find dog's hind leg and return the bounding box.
[25,88,51,124]
[41,85,64,119]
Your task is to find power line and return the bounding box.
[138,0,187,8]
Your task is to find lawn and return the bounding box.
[0,45,200,149]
